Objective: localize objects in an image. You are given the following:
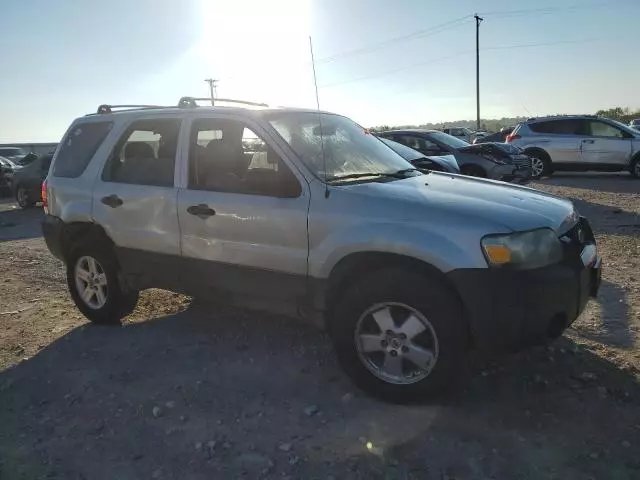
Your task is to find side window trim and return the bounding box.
[101,117,182,187]
[183,113,306,196]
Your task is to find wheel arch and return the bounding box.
[59,221,115,263]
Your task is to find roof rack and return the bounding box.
[177,96,268,108]
[96,104,165,114]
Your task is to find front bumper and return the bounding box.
[488,164,532,184]
[447,219,601,353]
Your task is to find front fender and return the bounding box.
[309,221,488,279]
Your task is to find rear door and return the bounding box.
[176,114,310,304]
[580,119,633,166]
[91,117,183,288]
[529,119,584,164]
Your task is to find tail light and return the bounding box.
[41,179,48,214]
[505,133,521,143]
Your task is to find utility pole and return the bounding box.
[474,14,483,131]
[204,78,218,106]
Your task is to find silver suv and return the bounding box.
[42,98,602,401]
[507,115,640,178]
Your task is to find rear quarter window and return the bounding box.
[53,121,113,178]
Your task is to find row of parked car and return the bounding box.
[0,147,53,207]
[390,113,640,180]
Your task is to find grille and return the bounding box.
[513,156,532,168]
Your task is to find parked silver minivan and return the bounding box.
[42,99,602,401]
[507,115,640,178]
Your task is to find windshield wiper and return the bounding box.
[327,168,419,183]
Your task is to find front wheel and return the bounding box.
[67,244,139,325]
[329,268,469,402]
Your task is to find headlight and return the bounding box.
[481,228,562,269]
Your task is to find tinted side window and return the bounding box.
[189,118,300,197]
[529,119,584,135]
[588,121,625,138]
[396,135,441,153]
[53,121,113,178]
[102,118,180,187]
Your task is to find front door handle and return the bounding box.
[101,194,123,208]
[187,204,216,218]
[582,139,595,144]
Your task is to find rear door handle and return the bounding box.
[101,194,123,208]
[582,139,595,144]
[187,204,216,218]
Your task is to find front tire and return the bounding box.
[328,268,469,402]
[67,244,139,325]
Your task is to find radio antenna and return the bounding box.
[309,36,329,198]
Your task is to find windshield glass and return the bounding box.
[0,148,26,158]
[267,112,413,181]
[427,131,470,149]
[378,136,424,161]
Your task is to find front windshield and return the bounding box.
[427,131,470,149]
[267,112,414,181]
[378,136,424,161]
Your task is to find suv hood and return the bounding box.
[340,173,575,234]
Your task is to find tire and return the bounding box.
[15,184,35,209]
[460,165,487,178]
[631,155,640,179]
[328,268,469,402]
[66,242,139,325]
[525,150,552,179]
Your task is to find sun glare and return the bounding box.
[195,0,313,106]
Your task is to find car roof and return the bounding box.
[82,105,333,120]
[525,114,596,123]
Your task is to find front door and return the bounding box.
[92,117,183,288]
[177,115,310,304]
[580,120,633,166]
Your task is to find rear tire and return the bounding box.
[525,150,552,179]
[66,243,139,325]
[631,155,640,179]
[328,268,469,402]
[16,184,35,209]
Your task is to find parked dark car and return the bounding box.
[378,136,460,173]
[12,153,52,208]
[0,146,28,161]
[379,129,532,183]
[473,126,515,144]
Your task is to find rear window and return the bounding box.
[53,121,113,178]
[529,119,584,135]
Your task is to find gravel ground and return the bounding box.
[0,173,639,479]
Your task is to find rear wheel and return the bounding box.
[526,150,552,178]
[67,243,139,325]
[329,268,469,402]
[16,184,35,209]
[631,155,640,179]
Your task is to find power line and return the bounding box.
[319,35,628,89]
[479,1,637,17]
[315,15,473,65]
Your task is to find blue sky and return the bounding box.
[0,0,638,142]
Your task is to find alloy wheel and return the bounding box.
[354,302,439,385]
[74,256,108,309]
[531,157,545,178]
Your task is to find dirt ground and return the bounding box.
[0,173,639,480]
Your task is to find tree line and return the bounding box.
[370,107,640,133]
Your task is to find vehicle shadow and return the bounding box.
[0,206,44,242]
[536,172,639,194]
[1,304,639,479]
